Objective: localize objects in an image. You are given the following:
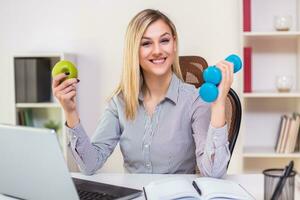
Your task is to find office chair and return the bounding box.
[179,56,242,169]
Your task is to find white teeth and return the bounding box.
[152,58,165,64]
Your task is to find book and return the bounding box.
[18,110,26,125]
[24,109,34,127]
[286,113,300,153]
[243,0,251,32]
[143,177,255,200]
[243,47,252,93]
[280,116,291,153]
[275,115,286,152]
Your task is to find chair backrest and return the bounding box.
[179,56,242,165]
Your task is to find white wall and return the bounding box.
[0,0,242,173]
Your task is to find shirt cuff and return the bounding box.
[65,122,90,148]
[208,123,228,148]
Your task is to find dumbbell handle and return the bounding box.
[203,54,242,85]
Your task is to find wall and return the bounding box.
[0,0,242,173]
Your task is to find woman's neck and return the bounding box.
[142,71,172,102]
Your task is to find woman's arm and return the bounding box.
[192,60,234,177]
[210,60,234,128]
[52,74,121,175]
[191,101,230,178]
[67,98,121,175]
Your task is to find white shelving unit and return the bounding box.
[16,102,61,108]
[241,0,300,172]
[12,52,78,172]
[243,92,300,98]
[243,31,300,37]
[243,147,300,158]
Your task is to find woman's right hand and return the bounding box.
[52,73,79,114]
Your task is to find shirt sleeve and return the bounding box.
[66,96,121,175]
[191,95,230,178]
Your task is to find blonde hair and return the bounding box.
[112,9,183,120]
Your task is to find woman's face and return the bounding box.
[139,19,176,78]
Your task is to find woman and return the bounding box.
[52,9,233,177]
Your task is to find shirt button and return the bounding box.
[72,135,77,140]
[144,144,149,148]
[146,163,151,167]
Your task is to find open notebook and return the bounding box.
[143,177,255,200]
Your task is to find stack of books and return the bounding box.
[18,109,33,127]
[275,113,300,153]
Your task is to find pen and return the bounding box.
[192,181,202,196]
[270,160,294,200]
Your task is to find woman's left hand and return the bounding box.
[212,60,234,107]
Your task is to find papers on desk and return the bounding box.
[143,177,255,200]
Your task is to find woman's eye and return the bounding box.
[161,39,170,44]
[141,41,151,47]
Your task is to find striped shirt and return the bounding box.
[67,73,230,176]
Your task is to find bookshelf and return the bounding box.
[12,52,78,172]
[241,0,300,172]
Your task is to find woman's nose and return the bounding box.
[152,42,162,55]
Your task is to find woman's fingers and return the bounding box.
[216,60,234,87]
[223,60,234,85]
[52,73,67,88]
[215,62,227,85]
[55,84,76,101]
[61,84,76,95]
[53,78,78,98]
[62,90,77,103]
[55,78,78,92]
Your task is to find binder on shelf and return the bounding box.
[14,59,26,103]
[243,47,252,93]
[243,0,251,32]
[26,58,51,103]
[14,58,52,103]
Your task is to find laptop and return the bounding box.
[0,124,142,200]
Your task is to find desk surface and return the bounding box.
[1,173,299,199]
[72,173,299,200]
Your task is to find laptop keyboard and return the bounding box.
[78,190,118,200]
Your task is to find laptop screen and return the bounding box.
[0,124,141,200]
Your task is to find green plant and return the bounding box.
[44,120,60,133]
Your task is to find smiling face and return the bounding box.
[139,19,176,78]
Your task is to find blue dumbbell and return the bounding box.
[199,54,242,102]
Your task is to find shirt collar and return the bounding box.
[138,73,180,104]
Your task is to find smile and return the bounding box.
[150,58,166,64]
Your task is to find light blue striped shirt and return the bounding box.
[67,73,230,176]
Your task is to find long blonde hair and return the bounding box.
[112,9,182,120]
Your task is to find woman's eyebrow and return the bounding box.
[141,32,171,40]
[160,32,171,37]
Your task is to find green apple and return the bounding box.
[51,60,78,79]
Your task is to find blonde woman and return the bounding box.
[52,9,233,177]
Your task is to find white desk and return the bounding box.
[1,173,299,199]
[71,173,277,200]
